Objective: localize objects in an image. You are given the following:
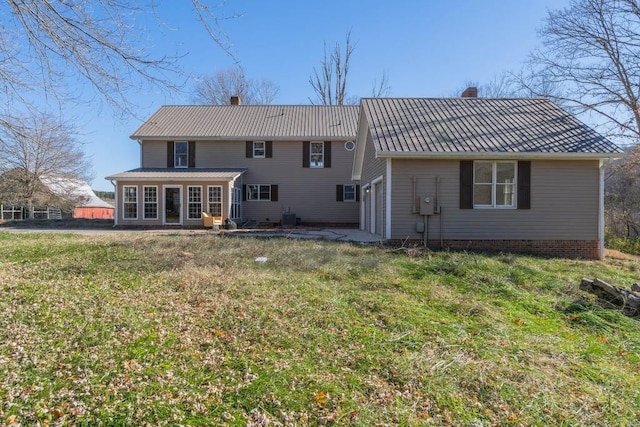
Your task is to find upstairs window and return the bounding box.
[253,141,265,158]
[473,161,516,208]
[174,141,188,168]
[168,141,195,168]
[310,141,324,168]
[303,141,331,168]
[246,141,272,158]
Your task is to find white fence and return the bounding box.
[1,205,62,220]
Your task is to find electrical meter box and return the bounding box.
[420,195,434,216]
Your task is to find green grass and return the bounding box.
[1,232,639,426]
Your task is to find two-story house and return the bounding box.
[107,91,623,259]
[106,102,360,227]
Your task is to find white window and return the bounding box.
[187,186,202,219]
[253,141,265,158]
[207,186,222,217]
[247,184,271,201]
[310,141,324,168]
[473,161,516,208]
[143,186,157,219]
[175,141,188,168]
[123,186,137,219]
[231,187,242,220]
[343,184,356,202]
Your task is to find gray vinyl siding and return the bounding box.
[360,131,387,186]
[390,159,599,241]
[140,139,358,224]
[359,130,388,236]
[142,140,168,168]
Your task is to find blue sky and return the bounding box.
[83,0,570,191]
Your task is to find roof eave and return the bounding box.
[130,135,355,141]
[105,170,246,181]
[104,175,243,182]
[375,151,624,160]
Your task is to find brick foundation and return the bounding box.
[392,239,602,259]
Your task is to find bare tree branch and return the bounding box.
[0,0,238,119]
[371,71,392,98]
[192,66,279,105]
[0,113,91,218]
[309,31,356,105]
[529,0,640,142]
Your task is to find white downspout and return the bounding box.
[386,158,392,240]
[111,179,118,227]
[360,184,366,230]
[137,139,143,168]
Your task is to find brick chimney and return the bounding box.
[230,96,241,105]
[461,86,478,98]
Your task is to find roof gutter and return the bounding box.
[129,136,356,141]
[374,151,624,160]
[104,176,241,182]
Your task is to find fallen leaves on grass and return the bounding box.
[314,390,328,406]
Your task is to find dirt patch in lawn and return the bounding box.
[0,218,114,229]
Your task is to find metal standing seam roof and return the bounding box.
[131,105,360,140]
[105,168,247,181]
[361,98,622,155]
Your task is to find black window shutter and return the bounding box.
[242,184,247,201]
[460,160,473,209]
[356,185,360,202]
[324,141,331,168]
[266,141,273,158]
[167,141,174,168]
[303,141,310,168]
[518,161,531,209]
[336,185,344,202]
[271,185,278,202]
[188,141,196,168]
[246,141,253,158]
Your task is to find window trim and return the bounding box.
[187,185,203,220]
[174,141,189,169]
[231,186,242,220]
[310,141,324,168]
[246,184,272,201]
[253,141,266,158]
[473,161,517,209]
[343,184,357,202]
[207,185,223,217]
[143,185,158,220]
[123,185,138,220]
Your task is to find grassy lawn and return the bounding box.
[1,232,639,426]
